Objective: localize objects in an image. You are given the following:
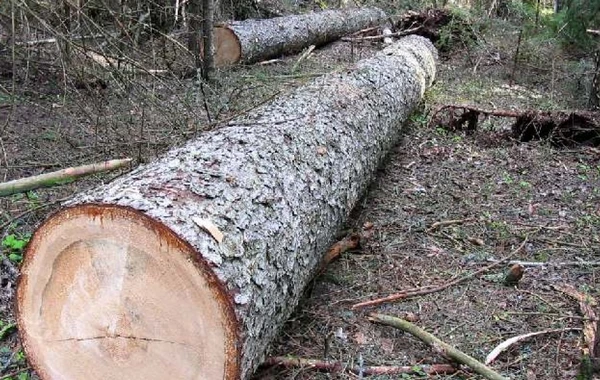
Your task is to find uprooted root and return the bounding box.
[430,104,600,147]
[394,8,477,52]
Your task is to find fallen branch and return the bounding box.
[0,367,31,380]
[552,284,599,378]
[291,45,315,72]
[430,104,600,147]
[488,260,600,267]
[426,217,476,233]
[15,33,113,46]
[85,51,168,74]
[369,313,508,380]
[0,158,132,197]
[260,356,457,376]
[553,284,598,357]
[352,238,527,309]
[485,328,581,364]
[341,27,422,42]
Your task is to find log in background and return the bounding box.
[213,7,388,65]
[18,35,438,379]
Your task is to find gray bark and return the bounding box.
[215,7,388,65]
[45,36,437,378]
[187,0,202,69]
[202,0,216,79]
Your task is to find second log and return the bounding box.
[211,7,388,66]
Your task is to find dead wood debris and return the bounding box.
[317,223,374,276]
[485,328,581,365]
[393,8,477,52]
[488,259,600,267]
[553,284,600,378]
[344,8,476,50]
[369,313,508,380]
[352,238,528,309]
[430,104,600,147]
[259,356,457,377]
[427,217,476,233]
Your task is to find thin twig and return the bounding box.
[487,259,600,267]
[516,288,563,314]
[0,196,69,231]
[427,217,476,233]
[341,27,422,42]
[0,367,30,380]
[260,356,457,376]
[352,238,528,309]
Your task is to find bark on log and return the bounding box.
[16,35,437,380]
[212,7,387,66]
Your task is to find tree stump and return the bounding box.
[17,35,438,380]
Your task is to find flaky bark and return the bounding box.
[17,36,437,380]
[202,0,215,79]
[212,7,387,66]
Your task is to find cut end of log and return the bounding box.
[213,26,242,66]
[16,204,239,380]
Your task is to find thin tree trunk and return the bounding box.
[187,0,202,70]
[202,0,215,79]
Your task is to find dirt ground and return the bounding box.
[1,3,600,380]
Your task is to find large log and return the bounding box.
[16,35,437,380]
[212,7,387,66]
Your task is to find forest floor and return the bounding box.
[1,3,599,380]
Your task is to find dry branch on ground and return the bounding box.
[352,238,528,309]
[553,284,600,378]
[260,356,458,376]
[369,313,509,380]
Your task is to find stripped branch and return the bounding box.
[552,284,598,357]
[369,313,508,380]
[552,284,599,378]
[0,158,132,197]
[486,328,581,365]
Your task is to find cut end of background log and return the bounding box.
[213,27,242,66]
[17,204,239,379]
[211,7,388,66]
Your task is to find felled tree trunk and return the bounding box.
[212,7,387,66]
[17,35,437,380]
